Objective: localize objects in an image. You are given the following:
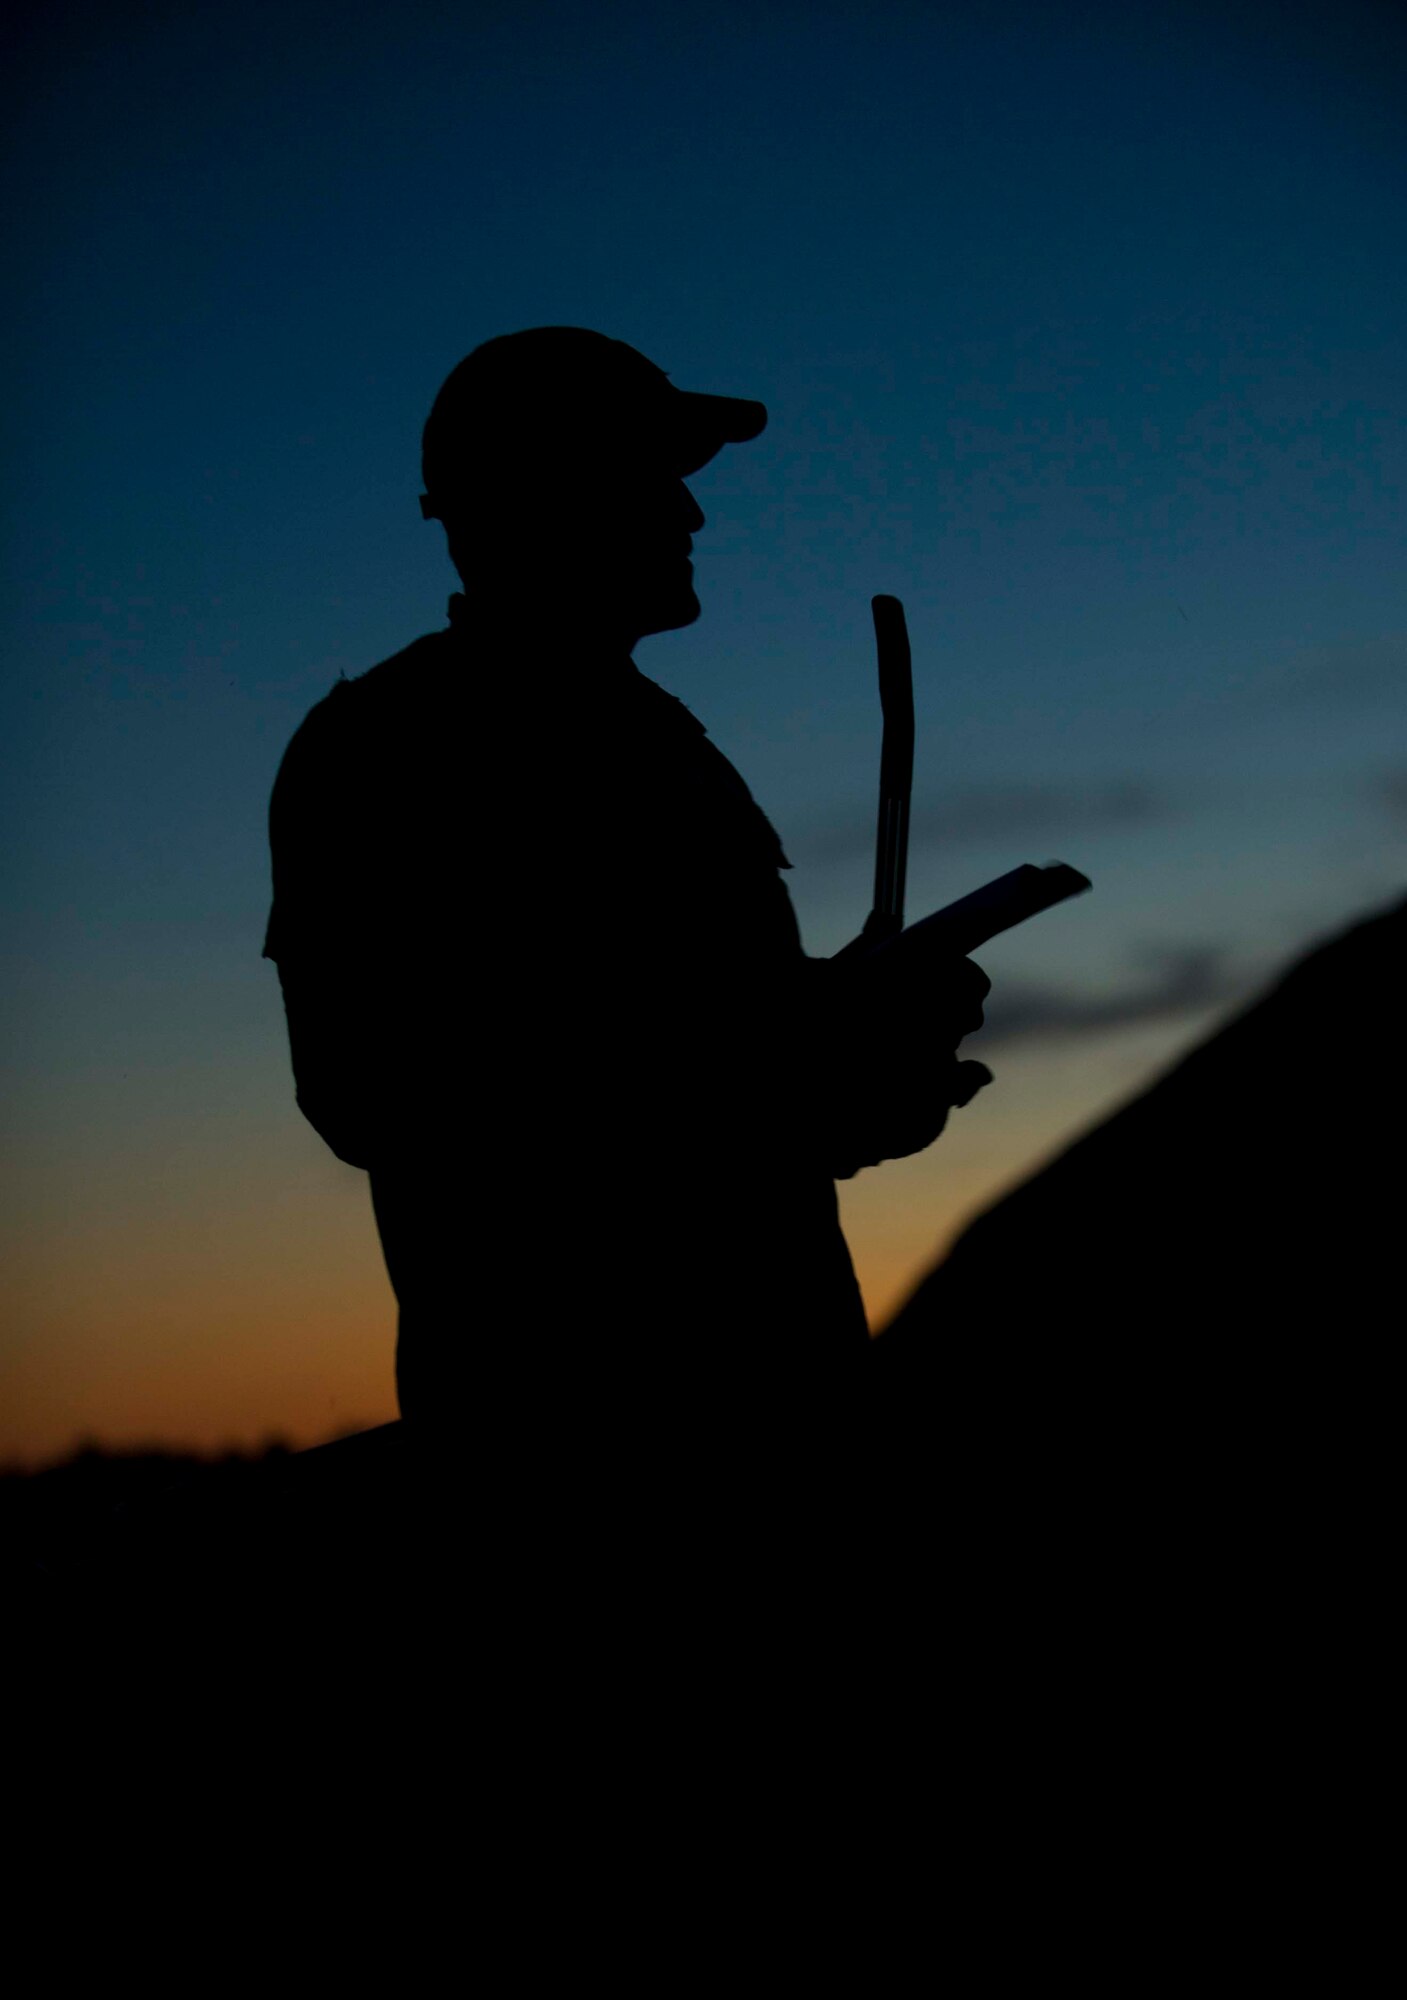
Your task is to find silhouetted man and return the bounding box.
[264,328,989,1500]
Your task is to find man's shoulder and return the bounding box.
[271,629,455,791]
[294,629,452,737]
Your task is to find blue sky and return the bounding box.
[3,0,1404,1459]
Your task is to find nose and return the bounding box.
[680,481,705,534]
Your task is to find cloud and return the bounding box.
[972,946,1243,1051]
[1375,767,1407,826]
[1255,634,1406,711]
[792,779,1167,866]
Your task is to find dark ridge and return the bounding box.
[882,890,1404,1351]
[865,893,1404,1632]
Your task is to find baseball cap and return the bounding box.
[420,326,768,520]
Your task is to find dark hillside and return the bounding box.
[864,894,1403,1676]
[881,890,1403,1362]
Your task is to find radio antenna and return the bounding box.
[866,593,914,942]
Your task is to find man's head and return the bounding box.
[420,328,767,646]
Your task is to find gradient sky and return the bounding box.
[3,0,1405,1465]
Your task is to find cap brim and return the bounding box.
[672,391,768,474]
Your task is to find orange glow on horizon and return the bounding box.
[2,1016,1229,1469]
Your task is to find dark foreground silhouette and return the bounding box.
[868,892,1404,1631]
[11,914,1396,1953]
[11,891,1400,1618]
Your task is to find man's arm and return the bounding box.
[266,940,390,1170]
[802,949,993,1179]
[264,695,398,1171]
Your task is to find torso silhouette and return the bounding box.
[265,601,868,1470]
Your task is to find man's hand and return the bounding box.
[821,948,993,1177]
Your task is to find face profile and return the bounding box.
[571,464,708,642]
[421,329,764,650]
[448,457,708,647]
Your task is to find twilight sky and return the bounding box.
[4,0,1405,1465]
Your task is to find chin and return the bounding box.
[637,582,701,638]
